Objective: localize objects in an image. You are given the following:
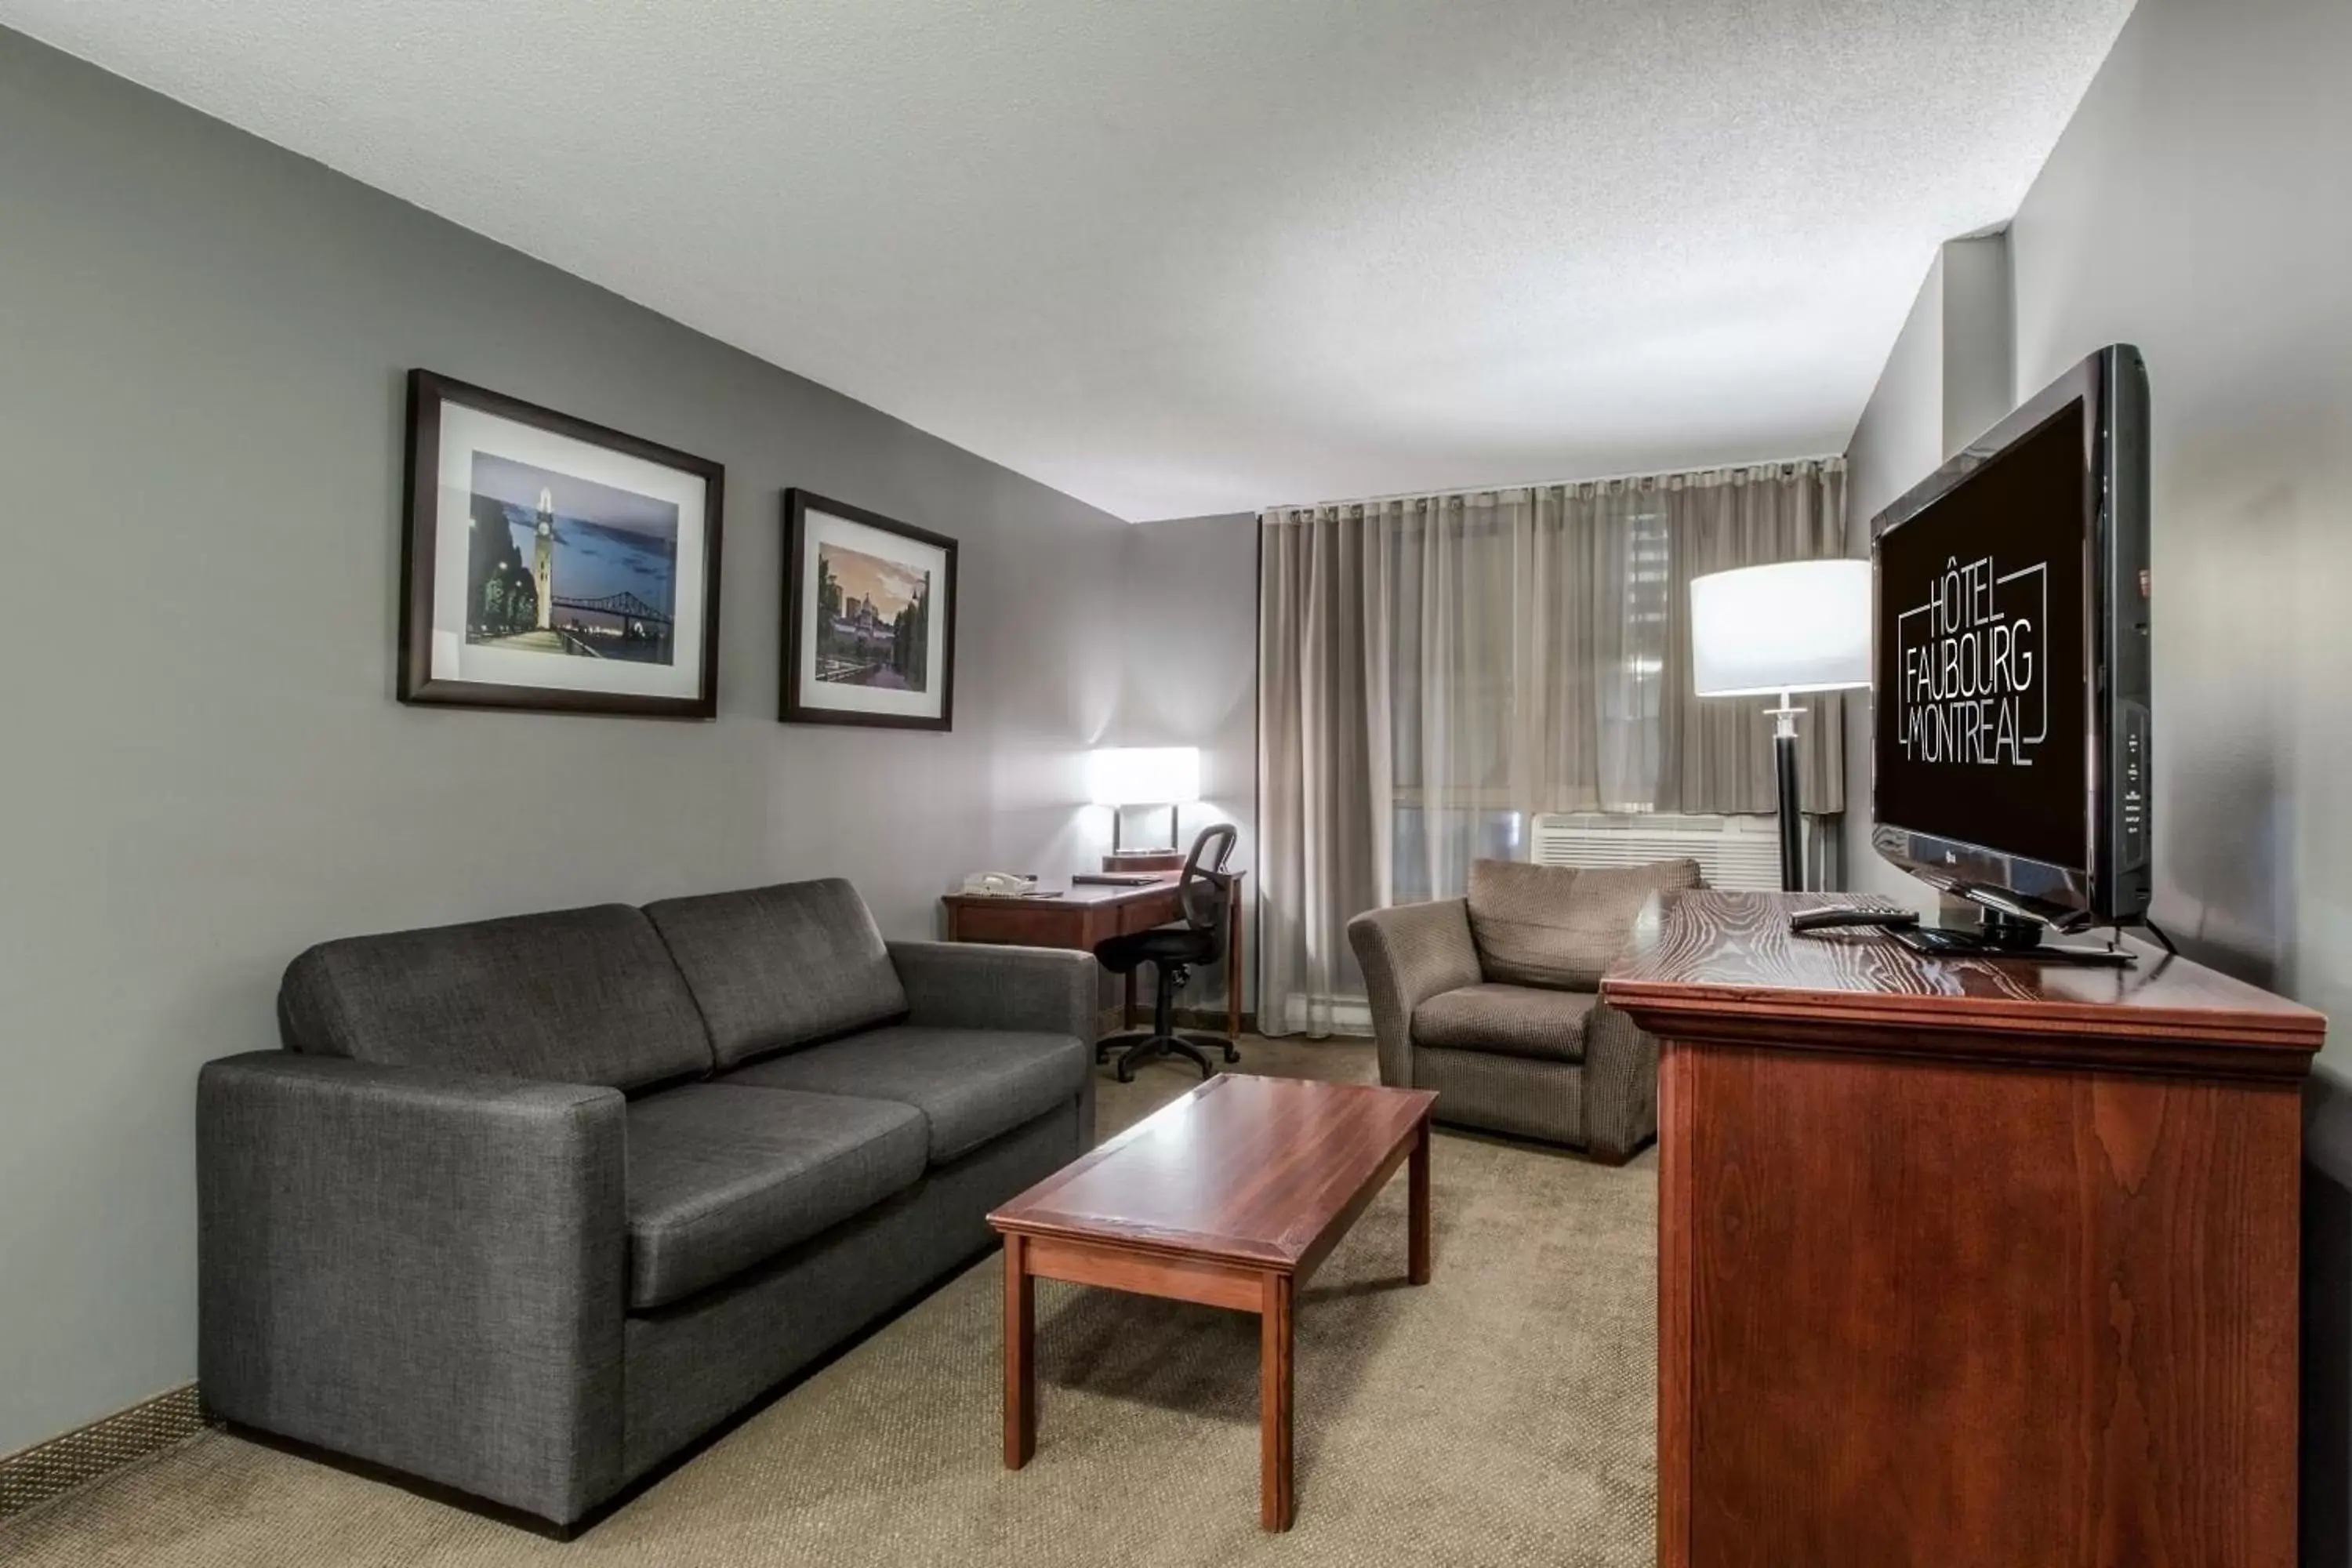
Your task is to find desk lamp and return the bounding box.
[1087,746,1201,866]
[1689,560,1871,891]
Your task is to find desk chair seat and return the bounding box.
[1095,927,1217,971]
[1093,825,1240,1082]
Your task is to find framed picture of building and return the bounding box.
[780,489,957,731]
[397,369,725,718]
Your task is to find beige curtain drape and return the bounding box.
[1257,458,1849,1036]
[1258,511,1381,1039]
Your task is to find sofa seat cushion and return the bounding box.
[1466,857,1701,989]
[1412,983,1596,1063]
[718,1025,1088,1164]
[625,1083,927,1310]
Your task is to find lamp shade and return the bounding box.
[1690,560,1871,697]
[1087,746,1201,807]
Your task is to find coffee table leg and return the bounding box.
[1260,1271,1294,1531]
[1004,1235,1035,1468]
[1409,1115,1432,1286]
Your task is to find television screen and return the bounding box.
[1874,400,2089,873]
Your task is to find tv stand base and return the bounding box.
[1891,924,2133,967]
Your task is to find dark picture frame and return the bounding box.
[780,488,958,731]
[398,368,726,719]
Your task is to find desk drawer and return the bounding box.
[949,902,1087,947]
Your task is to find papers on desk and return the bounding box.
[960,872,1040,896]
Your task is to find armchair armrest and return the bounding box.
[1347,899,1483,1089]
[197,1052,626,1525]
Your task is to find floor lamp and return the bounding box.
[1689,561,1871,892]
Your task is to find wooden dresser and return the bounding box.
[1602,891,2324,1568]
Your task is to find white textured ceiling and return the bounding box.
[3,0,2133,521]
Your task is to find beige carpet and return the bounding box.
[1,1039,1657,1566]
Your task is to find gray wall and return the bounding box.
[2003,3,2352,1558]
[1936,235,2016,462]
[0,30,1144,1456]
[1837,230,2015,908]
[1114,513,1261,1015]
[1846,0,2352,1555]
[1838,249,1945,904]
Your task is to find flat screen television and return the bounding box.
[1869,344,2151,941]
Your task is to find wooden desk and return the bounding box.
[1602,891,2324,1568]
[942,873,1247,1040]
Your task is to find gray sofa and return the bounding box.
[1346,858,1697,1163]
[197,877,1095,1530]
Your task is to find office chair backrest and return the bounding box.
[1177,823,1239,935]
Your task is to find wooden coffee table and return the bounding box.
[988,1073,1438,1531]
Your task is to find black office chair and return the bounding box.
[1093,823,1241,1083]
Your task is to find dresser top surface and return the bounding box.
[1602,891,2324,1058]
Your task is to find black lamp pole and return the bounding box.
[1769,691,1803,892]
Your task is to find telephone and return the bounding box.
[960,871,1038,897]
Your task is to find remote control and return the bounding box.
[1788,906,1922,934]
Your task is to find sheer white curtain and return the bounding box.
[1258,459,1847,1036]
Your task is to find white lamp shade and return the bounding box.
[1087,746,1201,807]
[1690,560,1871,697]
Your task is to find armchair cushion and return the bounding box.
[1412,982,1595,1062]
[717,1025,1089,1164]
[1466,857,1701,990]
[625,1083,927,1310]
[645,880,909,1069]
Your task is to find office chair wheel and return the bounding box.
[1181,1032,1240,1066]
[1095,1032,1148,1065]
[1112,1033,1217,1082]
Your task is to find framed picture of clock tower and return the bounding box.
[397,369,726,718]
[780,488,958,731]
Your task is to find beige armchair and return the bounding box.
[1345,857,1699,1163]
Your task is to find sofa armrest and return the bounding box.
[198,1052,626,1525]
[1581,1000,1660,1163]
[887,941,1099,1146]
[887,941,1098,1043]
[1347,899,1483,1089]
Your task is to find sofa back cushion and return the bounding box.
[644,879,909,1069]
[1465,857,1702,989]
[278,904,713,1090]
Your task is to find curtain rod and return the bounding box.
[1260,452,1846,518]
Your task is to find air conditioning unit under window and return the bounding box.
[1526,812,1825,891]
